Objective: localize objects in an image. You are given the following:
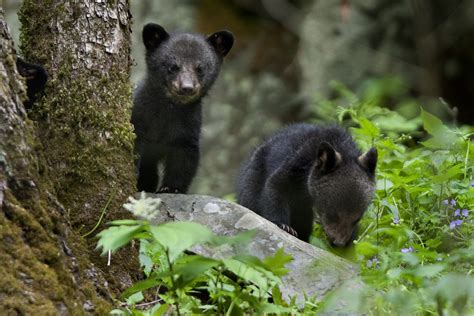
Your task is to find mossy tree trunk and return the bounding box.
[19,0,136,230]
[1,0,137,313]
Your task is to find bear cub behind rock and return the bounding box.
[237,123,377,247]
[132,23,234,193]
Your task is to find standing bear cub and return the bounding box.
[237,124,377,247]
[132,23,234,193]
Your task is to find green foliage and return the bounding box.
[97,195,294,315]
[309,80,474,314]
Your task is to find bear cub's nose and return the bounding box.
[179,81,196,95]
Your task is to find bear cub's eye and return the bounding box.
[168,63,179,74]
[195,64,204,76]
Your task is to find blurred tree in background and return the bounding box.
[5,0,473,197]
[300,0,474,122]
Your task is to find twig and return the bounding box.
[82,188,116,238]
[135,298,164,308]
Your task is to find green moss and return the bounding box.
[0,182,118,313]
[0,192,80,314]
[31,58,136,228]
[18,0,60,63]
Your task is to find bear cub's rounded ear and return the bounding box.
[143,23,170,51]
[358,147,377,174]
[316,142,342,173]
[207,31,234,57]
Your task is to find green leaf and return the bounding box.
[223,257,279,290]
[139,239,154,276]
[126,291,144,305]
[387,268,403,279]
[421,109,445,135]
[400,253,419,266]
[358,117,380,138]
[96,224,145,255]
[172,255,220,288]
[257,302,293,314]
[380,200,399,221]
[433,274,474,313]
[374,114,420,132]
[149,222,215,262]
[262,248,292,277]
[355,241,380,257]
[376,178,394,191]
[414,264,445,277]
[271,286,286,306]
[121,274,166,299]
[430,164,463,183]
[148,303,169,316]
[420,109,458,149]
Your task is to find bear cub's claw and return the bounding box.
[278,223,298,237]
[157,187,180,194]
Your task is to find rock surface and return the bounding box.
[147,193,363,305]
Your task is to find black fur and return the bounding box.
[237,123,377,246]
[132,23,234,193]
[16,57,48,109]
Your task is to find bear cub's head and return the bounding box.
[142,23,234,104]
[308,143,377,247]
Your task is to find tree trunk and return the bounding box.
[18,0,136,231]
[1,0,137,313]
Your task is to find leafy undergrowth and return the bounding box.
[97,80,473,315]
[310,81,474,314]
[97,196,300,315]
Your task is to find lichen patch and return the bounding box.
[235,213,264,230]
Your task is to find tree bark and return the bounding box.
[18,0,136,230]
[1,0,137,313]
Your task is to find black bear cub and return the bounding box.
[132,23,234,193]
[16,57,48,109]
[237,124,377,247]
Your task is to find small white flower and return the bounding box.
[124,192,161,219]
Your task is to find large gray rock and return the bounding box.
[147,193,363,305]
